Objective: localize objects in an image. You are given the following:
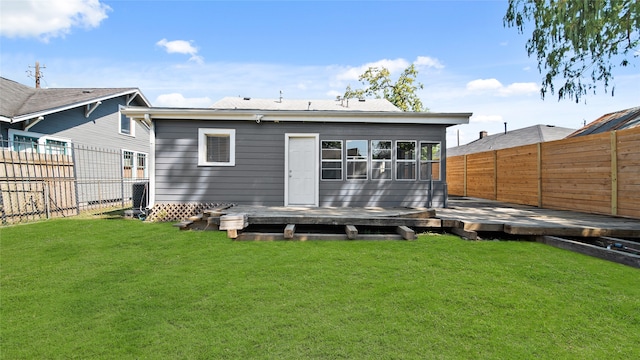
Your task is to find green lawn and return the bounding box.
[1,218,639,359]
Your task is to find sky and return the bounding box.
[1,0,638,147]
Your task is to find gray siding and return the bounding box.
[155,119,449,208]
[1,96,150,205]
[28,97,149,153]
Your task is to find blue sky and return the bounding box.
[1,0,638,147]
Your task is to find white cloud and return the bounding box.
[0,0,110,41]
[414,56,444,69]
[156,39,204,64]
[336,58,410,81]
[155,93,212,108]
[467,78,503,92]
[466,78,538,96]
[502,82,538,96]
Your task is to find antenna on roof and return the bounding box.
[279,90,283,103]
[27,61,46,88]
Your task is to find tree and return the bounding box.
[504,0,639,103]
[344,64,426,112]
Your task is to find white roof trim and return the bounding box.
[8,89,151,124]
[122,106,472,126]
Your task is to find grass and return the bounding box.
[1,219,639,359]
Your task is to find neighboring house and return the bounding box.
[447,124,576,156]
[567,106,640,137]
[123,97,471,212]
[0,77,151,205]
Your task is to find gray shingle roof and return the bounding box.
[211,96,402,112]
[1,77,150,122]
[567,106,640,137]
[447,124,576,156]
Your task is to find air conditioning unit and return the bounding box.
[132,182,148,210]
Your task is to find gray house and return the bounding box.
[1,77,151,206]
[123,97,470,212]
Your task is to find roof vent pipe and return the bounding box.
[504,122,507,134]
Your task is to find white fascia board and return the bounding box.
[10,89,148,123]
[121,107,472,126]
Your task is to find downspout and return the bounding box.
[146,114,156,210]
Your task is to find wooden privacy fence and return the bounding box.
[447,126,640,219]
[0,149,77,223]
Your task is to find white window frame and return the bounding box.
[419,141,441,181]
[8,129,72,155]
[321,140,343,181]
[346,139,368,181]
[395,140,417,181]
[370,140,392,181]
[119,105,135,137]
[122,149,148,179]
[198,128,236,166]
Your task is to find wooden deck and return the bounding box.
[438,198,640,239]
[175,197,640,241]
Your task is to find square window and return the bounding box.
[198,128,235,166]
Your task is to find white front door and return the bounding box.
[285,134,318,206]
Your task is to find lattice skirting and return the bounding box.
[146,203,234,222]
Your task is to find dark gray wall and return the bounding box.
[155,119,449,208]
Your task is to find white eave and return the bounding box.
[122,106,472,126]
[5,89,150,124]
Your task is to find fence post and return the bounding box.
[71,144,80,215]
[44,181,50,219]
[611,131,618,216]
[120,151,125,209]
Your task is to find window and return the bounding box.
[198,128,235,166]
[44,139,67,155]
[13,134,39,152]
[321,140,342,180]
[123,151,134,179]
[396,141,416,180]
[420,142,441,181]
[122,150,147,179]
[371,140,392,180]
[119,106,135,136]
[137,153,147,179]
[346,140,368,180]
[9,130,70,155]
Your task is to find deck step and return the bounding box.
[345,225,358,240]
[396,226,416,240]
[173,220,193,230]
[284,224,296,239]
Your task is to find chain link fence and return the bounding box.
[0,140,148,224]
